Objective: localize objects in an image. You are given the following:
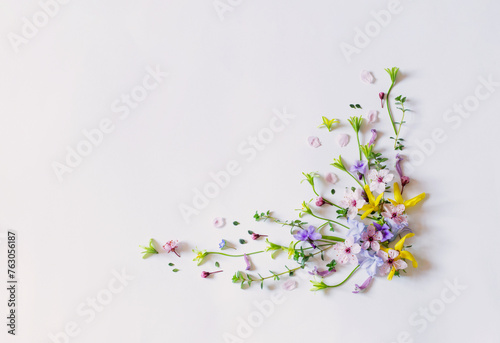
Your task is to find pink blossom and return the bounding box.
[377,249,407,275]
[340,188,366,219]
[163,240,180,257]
[213,217,225,228]
[382,204,407,225]
[360,225,383,251]
[315,197,325,207]
[368,169,394,193]
[334,236,361,264]
[336,134,350,147]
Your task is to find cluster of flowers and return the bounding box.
[141,67,426,293]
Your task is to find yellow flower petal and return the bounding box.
[387,266,396,280]
[395,233,415,251]
[393,182,404,204]
[375,192,384,206]
[404,193,426,208]
[364,185,375,204]
[399,250,418,268]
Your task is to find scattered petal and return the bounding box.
[325,173,338,184]
[360,70,375,84]
[308,136,322,148]
[244,253,251,270]
[353,276,373,293]
[336,134,350,147]
[282,279,298,291]
[213,217,225,228]
[367,110,378,123]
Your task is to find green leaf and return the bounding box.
[239,239,247,244]
[172,269,179,272]
[248,230,254,235]
[233,221,240,226]
[168,263,174,266]
[215,262,220,268]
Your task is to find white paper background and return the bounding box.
[1,0,499,342]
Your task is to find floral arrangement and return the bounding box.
[141,67,426,293]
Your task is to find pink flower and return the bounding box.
[377,249,407,276]
[334,236,361,264]
[336,134,350,147]
[340,188,366,219]
[360,70,375,84]
[382,204,407,225]
[315,197,325,207]
[213,217,225,228]
[360,225,383,251]
[308,136,322,148]
[325,173,338,184]
[163,240,180,257]
[368,169,394,193]
[367,110,378,123]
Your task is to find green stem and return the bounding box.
[320,235,345,242]
[394,108,406,149]
[386,82,398,136]
[208,250,265,258]
[325,265,360,288]
[309,213,349,229]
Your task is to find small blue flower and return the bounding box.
[219,239,226,249]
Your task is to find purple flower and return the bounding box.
[243,253,251,270]
[368,129,377,146]
[395,154,410,193]
[293,225,322,241]
[219,239,226,249]
[358,249,384,276]
[346,218,366,243]
[293,225,322,249]
[353,276,373,293]
[315,197,325,207]
[350,160,367,175]
[385,219,412,241]
[308,266,336,277]
[373,222,394,242]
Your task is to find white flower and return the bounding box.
[368,169,394,194]
[340,188,366,219]
[334,236,361,264]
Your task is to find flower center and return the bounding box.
[391,213,397,218]
[352,200,357,207]
[368,237,373,242]
[388,258,394,264]
[345,247,351,254]
[377,176,384,182]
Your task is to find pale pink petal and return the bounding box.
[360,232,369,241]
[371,241,380,252]
[360,70,375,84]
[361,241,370,250]
[308,136,322,148]
[349,254,359,264]
[366,225,376,236]
[282,279,298,291]
[388,249,400,259]
[394,259,408,270]
[350,243,361,254]
[379,263,391,275]
[379,169,389,177]
[344,236,354,248]
[396,204,406,214]
[213,217,225,228]
[373,231,383,241]
[336,134,350,147]
[377,250,388,261]
[347,207,358,219]
[383,173,394,183]
[325,173,338,184]
[367,110,378,123]
[368,169,378,180]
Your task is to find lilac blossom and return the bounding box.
[293,226,322,248]
[358,249,384,276]
[243,253,251,270]
[353,276,373,293]
[308,266,336,277]
[346,218,366,243]
[373,222,394,242]
[360,225,383,251]
[395,154,410,193]
[350,160,367,180]
[368,129,377,146]
[382,204,408,225]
